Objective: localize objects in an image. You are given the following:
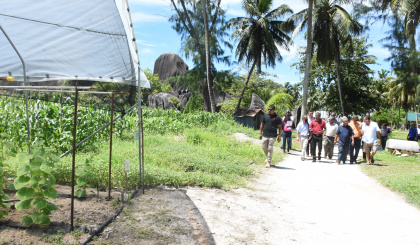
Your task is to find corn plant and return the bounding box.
[0,133,15,219]
[14,138,59,226]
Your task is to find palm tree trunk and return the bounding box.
[201,0,216,113]
[333,47,345,116]
[236,61,257,111]
[408,28,418,127]
[301,0,313,118]
[391,99,395,128]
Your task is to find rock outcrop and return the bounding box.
[148,92,178,110]
[249,93,266,111]
[153,53,188,82]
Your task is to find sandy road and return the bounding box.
[185,135,420,245]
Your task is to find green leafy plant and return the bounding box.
[0,133,15,219]
[75,159,93,198]
[14,138,59,226]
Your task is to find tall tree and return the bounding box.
[170,0,229,112]
[227,0,293,111]
[289,0,314,118]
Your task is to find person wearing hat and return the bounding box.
[259,105,282,167]
[334,116,354,164]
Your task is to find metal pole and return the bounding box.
[108,93,115,200]
[137,67,142,191]
[70,85,79,231]
[141,107,144,194]
[0,25,31,153]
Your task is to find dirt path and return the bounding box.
[185,134,420,244]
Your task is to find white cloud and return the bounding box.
[278,44,301,63]
[140,48,155,55]
[131,12,168,23]
[137,40,158,47]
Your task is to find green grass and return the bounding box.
[360,150,420,209]
[5,120,282,190]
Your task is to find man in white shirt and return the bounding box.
[296,115,310,161]
[362,116,381,165]
[323,117,338,159]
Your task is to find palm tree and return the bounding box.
[289,0,314,118]
[227,0,293,111]
[290,0,363,115]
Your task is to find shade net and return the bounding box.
[0,0,150,88]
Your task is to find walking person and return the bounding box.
[407,123,417,141]
[331,112,339,125]
[334,117,354,164]
[417,124,420,141]
[349,115,363,164]
[296,115,310,161]
[323,117,338,159]
[282,111,294,153]
[306,111,315,156]
[362,116,381,165]
[381,123,392,150]
[309,112,326,162]
[259,105,282,168]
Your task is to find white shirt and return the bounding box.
[325,122,338,137]
[296,121,310,136]
[362,121,380,144]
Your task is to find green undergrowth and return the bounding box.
[6,120,282,190]
[360,151,420,209]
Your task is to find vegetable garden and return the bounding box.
[0,93,275,243]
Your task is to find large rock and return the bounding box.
[153,53,188,82]
[249,93,266,111]
[148,92,178,110]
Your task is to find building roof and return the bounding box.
[233,109,263,118]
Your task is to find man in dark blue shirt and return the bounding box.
[259,105,282,167]
[334,116,354,164]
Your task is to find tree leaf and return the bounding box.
[15,199,32,210]
[32,197,48,210]
[46,174,56,186]
[22,215,33,226]
[2,193,10,200]
[14,176,30,189]
[31,211,50,225]
[17,165,30,176]
[43,187,57,199]
[75,169,86,177]
[4,141,14,149]
[16,187,35,201]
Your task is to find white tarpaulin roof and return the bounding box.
[0,0,150,88]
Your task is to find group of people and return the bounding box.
[259,105,391,167]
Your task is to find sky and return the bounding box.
[128,0,393,85]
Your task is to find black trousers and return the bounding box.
[311,134,323,159]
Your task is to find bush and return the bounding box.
[217,98,239,115]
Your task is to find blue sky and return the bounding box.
[128,0,392,85]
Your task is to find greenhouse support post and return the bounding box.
[137,67,143,193]
[70,86,79,231]
[141,107,144,194]
[0,25,31,153]
[108,93,115,200]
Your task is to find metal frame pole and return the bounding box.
[70,85,79,231]
[108,93,115,200]
[0,25,31,153]
[137,67,143,192]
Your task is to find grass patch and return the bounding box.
[360,150,420,209]
[5,120,281,190]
